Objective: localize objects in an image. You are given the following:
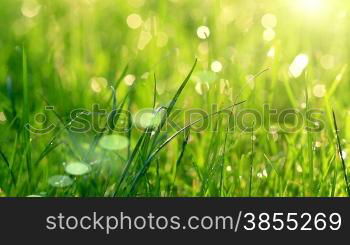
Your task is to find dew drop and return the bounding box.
[99,135,129,151]
[65,162,91,176]
[48,175,74,188]
[196,26,210,39]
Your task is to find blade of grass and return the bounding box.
[305,86,314,184]
[218,68,269,196]
[332,110,350,196]
[113,130,148,196]
[151,59,197,142]
[153,73,157,109]
[169,128,190,196]
[248,129,254,197]
[128,101,246,195]
[109,63,129,102]
[125,59,198,191]
[33,105,88,166]
[22,47,32,185]
[316,154,335,196]
[85,88,129,161]
[0,148,16,185]
[6,76,16,117]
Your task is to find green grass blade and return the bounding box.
[128,101,246,195]
[0,148,16,185]
[22,48,32,184]
[332,110,350,196]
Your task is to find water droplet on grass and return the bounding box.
[124,74,136,86]
[261,13,277,29]
[312,84,326,98]
[195,82,209,95]
[126,13,143,29]
[48,175,74,188]
[0,112,7,123]
[315,141,322,148]
[341,150,347,159]
[136,111,162,128]
[138,31,152,50]
[99,135,129,151]
[21,0,41,18]
[211,61,222,73]
[267,47,275,58]
[65,162,91,176]
[296,164,303,173]
[263,28,275,41]
[289,54,309,78]
[262,169,268,177]
[90,77,107,93]
[197,26,210,39]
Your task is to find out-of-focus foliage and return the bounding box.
[1,0,350,197]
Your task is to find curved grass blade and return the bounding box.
[153,73,157,109]
[0,148,16,185]
[248,129,254,197]
[37,107,90,165]
[113,129,149,196]
[169,128,190,196]
[219,68,268,196]
[332,110,350,196]
[85,89,129,161]
[114,64,129,89]
[128,101,246,195]
[151,59,197,142]
[22,48,32,181]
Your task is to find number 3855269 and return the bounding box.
[243,212,341,231]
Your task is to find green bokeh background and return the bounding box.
[1,0,350,197]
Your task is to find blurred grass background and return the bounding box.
[1,0,350,196]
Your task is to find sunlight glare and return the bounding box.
[289,54,309,78]
[295,0,324,13]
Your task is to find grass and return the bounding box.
[1,0,350,197]
[332,110,350,196]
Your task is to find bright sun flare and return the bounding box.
[296,0,324,13]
